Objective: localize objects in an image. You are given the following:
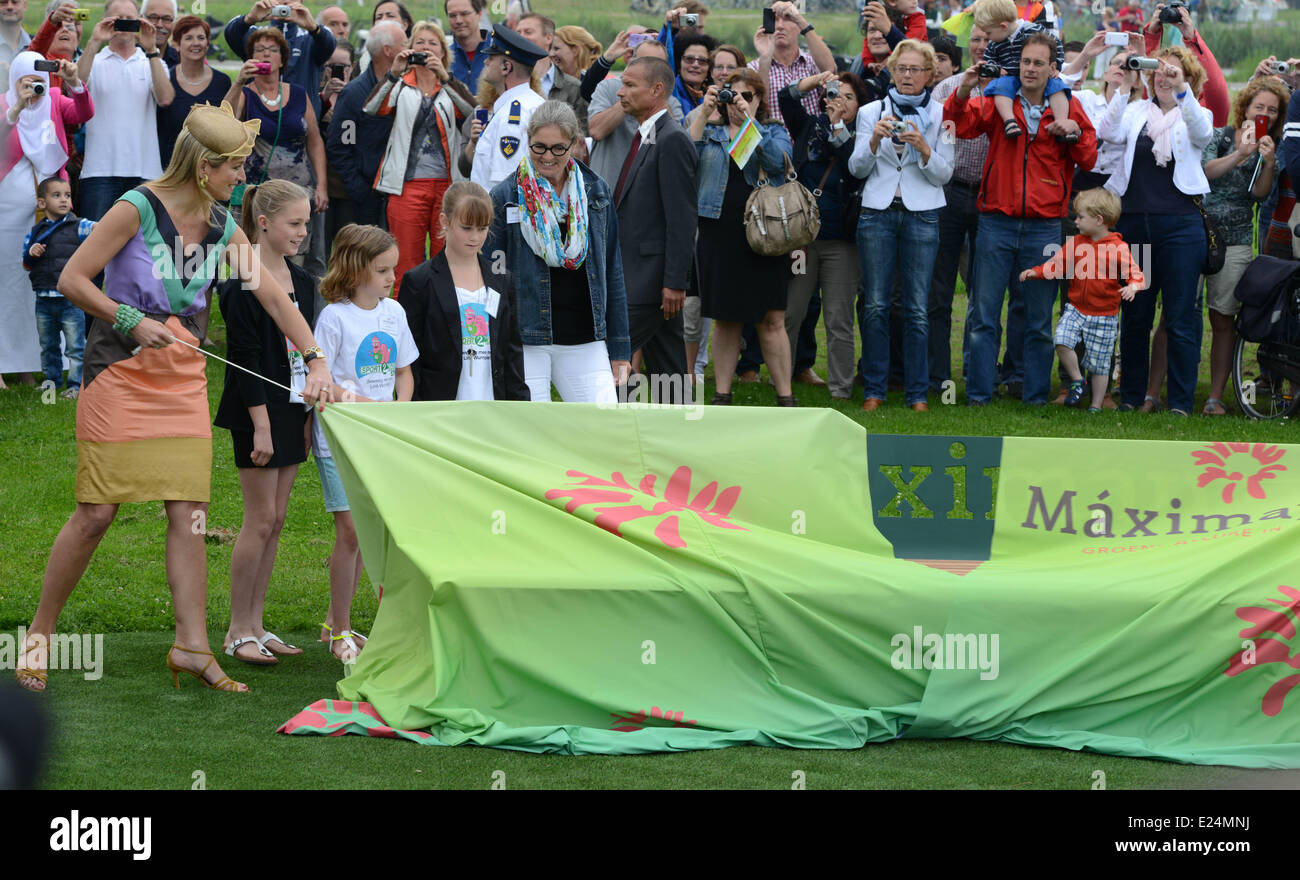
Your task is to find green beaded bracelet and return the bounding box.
[113,304,145,336]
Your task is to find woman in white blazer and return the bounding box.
[848,39,953,412]
[1096,45,1212,416]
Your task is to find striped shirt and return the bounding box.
[749,49,822,128]
[982,19,1065,77]
[933,73,988,186]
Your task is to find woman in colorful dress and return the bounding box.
[15,102,333,694]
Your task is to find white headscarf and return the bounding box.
[5,51,68,178]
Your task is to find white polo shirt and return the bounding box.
[81,46,163,180]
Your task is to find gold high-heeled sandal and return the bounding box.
[16,634,48,693]
[167,644,248,692]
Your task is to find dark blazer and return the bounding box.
[213,260,317,432]
[615,109,698,306]
[398,250,528,401]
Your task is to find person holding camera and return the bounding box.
[0,52,91,390]
[1097,46,1212,416]
[226,26,328,224]
[850,40,953,412]
[750,0,836,128]
[946,32,1098,407]
[1141,2,1227,126]
[779,69,869,401]
[225,1,336,118]
[77,0,173,222]
[365,20,475,296]
[1188,78,1287,415]
[690,69,795,406]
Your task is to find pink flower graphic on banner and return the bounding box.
[1224,585,1300,717]
[610,706,699,732]
[1192,443,1286,504]
[545,466,747,549]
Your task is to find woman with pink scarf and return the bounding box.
[1097,45,1212,417]
[0,50,93,389]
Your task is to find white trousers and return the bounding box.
[524,341,617,404]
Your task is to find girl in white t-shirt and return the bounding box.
[312,224,418,661]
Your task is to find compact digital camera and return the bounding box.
[408,52,428,66]
[977,61,1001,78]
[680,13,698,26]
[271,4,292,18]
[717,86,735,104]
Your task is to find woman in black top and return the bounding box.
[213,181,316,667]
[157,16,233,166]
[398,181,528,401]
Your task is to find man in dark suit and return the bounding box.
[613,56,698,405]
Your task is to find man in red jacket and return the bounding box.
[945,32,1098,406]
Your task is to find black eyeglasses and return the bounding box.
[529,142,572,156]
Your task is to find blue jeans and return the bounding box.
[34,296,85,387]
[79,176,144,221]
[1115,212,1206,413]
[967,213,1062,404]
[858,206,939,405]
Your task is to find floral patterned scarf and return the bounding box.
[515,154,589,270]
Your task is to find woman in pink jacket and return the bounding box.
[0,50,93,389]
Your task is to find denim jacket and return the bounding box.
[695,120,793,219]
[486,161,631,361]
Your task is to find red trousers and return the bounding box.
[387,177,450,298]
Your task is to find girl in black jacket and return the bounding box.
[213,180,317,667]
[397,181,527,401]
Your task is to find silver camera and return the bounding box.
[680,12,699,26]
[825,80,841,99]
[889,120,907,134]
[1125,56,1160,71]
[1272,61,1291,75]
[32,81,46,96]
[271,4,291,17]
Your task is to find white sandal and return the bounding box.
[225,636,276,666]
[257,631,301,656]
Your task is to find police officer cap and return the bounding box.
[483,24,547,68]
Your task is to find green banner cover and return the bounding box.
[279,402,1300,767]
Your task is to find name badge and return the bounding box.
[485,289,501,317]
[506,206,520,224]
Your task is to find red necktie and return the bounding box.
[613,131,642,203]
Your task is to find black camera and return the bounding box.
[1125,56,1160,71]
[1158,1,1186,24]
[977,61,1001,78]
[717,86,735,105]
[112,17,140,31]
[329,63,346,79]
[34,59,60,72]
[408,52,428,67]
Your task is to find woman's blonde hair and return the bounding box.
[150,128,239,214]
[1231,77,1290,141]
[886,39,936,77]
[438,181,494,239]
[409,20,448,59]
[240,179,310,244]
[1144,45,1207,99]
[554,25,601,73]
[320,224,399,303]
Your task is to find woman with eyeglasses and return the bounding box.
[849,39,953,413]
[690,68,795,407]
[671,32,717,114]
[484,100,631,403]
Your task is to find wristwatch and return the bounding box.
[146,49,161,58]
[800,23,815,35]
[302,346,326,365]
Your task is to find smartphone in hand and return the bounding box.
[762,7,776,33]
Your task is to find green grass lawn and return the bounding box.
[2,281,1295,789]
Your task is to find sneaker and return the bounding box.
[1086,406,1101,414]
[60,386,80,400]
[1064,380,1084,407]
